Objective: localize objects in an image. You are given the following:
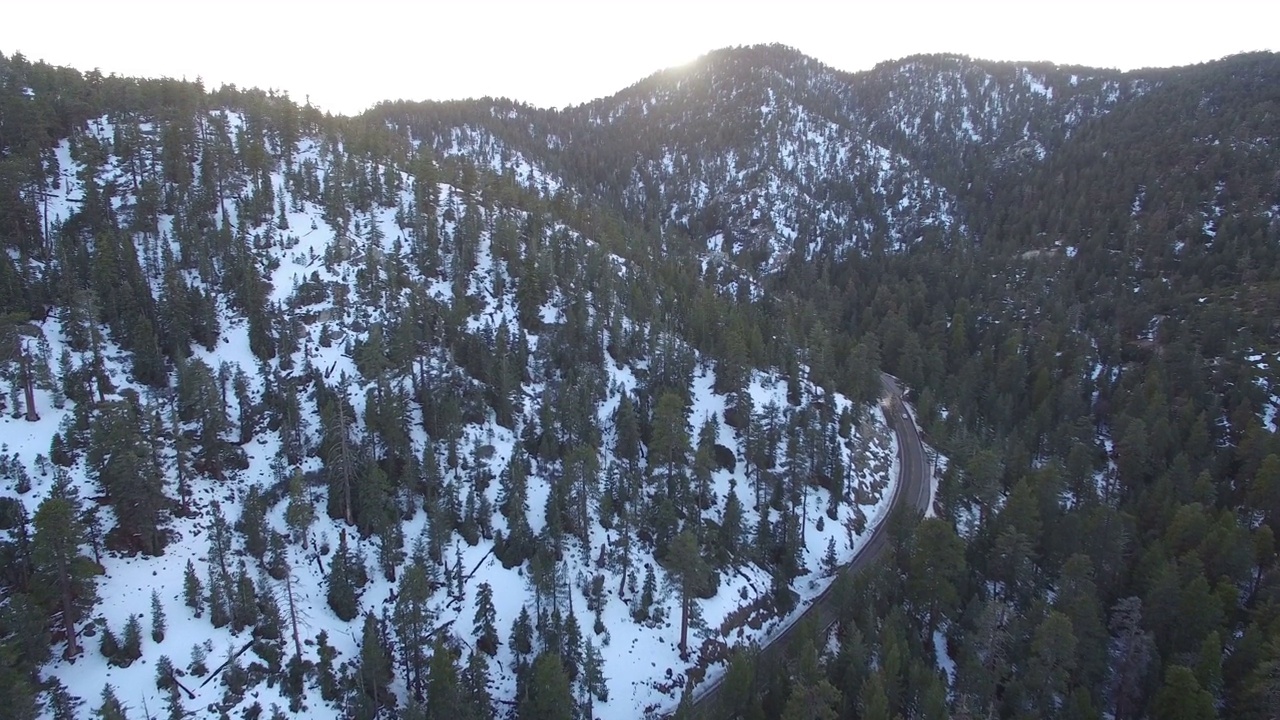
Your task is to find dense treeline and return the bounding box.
[726,51,1280,720]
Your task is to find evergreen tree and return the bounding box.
[462,648,494,720]
[510,604,534,660]
[284,468,315,545]
[1151,666,1216,720]
[46,678,83,720]
[425,637,464,720]
[905,518,965,636]
[229,561,259,632]
[154,654,176,691]
[86,398,168,554]
[353,613,393,715]
[208,564,229,629]
[561,611,583,681]
[31,477,97,659]
[316,630,340,702]
[99,623,120,664]
[95,684,129,720]
[188,643,208,677]
[636,564,657,622]
[719,488,745,559]
[183,559,203,616]
[667,529,707,659]
[238,485,268,560]
[579,638,608,717]
[519,652,573,720]
[859,671,891,720]
[121,613,142,662]
[393,561,434,700]
[474,581,499,656]
[650,391,691,485]
[327,530,360,621]
[613,393,640,467]
[150,589,166,643]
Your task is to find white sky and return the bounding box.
[3,0,1277,115]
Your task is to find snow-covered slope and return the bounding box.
[1,103,900,720]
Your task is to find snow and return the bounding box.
[932,630,956,686]
[1022,69,1053,100]
[924,449,948,520]
[438,125,566,197]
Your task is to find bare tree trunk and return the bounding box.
[679,590,690,660]
[21,345,39,422]
[198,641,255,688]
[284,568,303,660]
[335,399,354,526]
[59,568,79,659]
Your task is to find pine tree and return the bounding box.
[87,398,168,554]
[1151,666,1216,720]
[580,638,608,717]
[511,605,534,660]
[46,678,83,720]
[353,613,393,715]
[316,630,340,702]
[238,485,268,560]
[283,653,307,713]
[561,611,583,681]
[183,559,203,616]
[720,488,744,559]
[31,477,97,659]
[462,648,494,720]
[393,561,434,700]
[255,574,285,642]
[267,530,289,580]
[285,468,315,546]
[188,643,209,677]
[230,561,259,632]
[208,564,229,628]
[519,652,573,720]
[99,624,120,664]
[154,654,176,691]
[474,581,499,656]
[822,536,839,576]
[650,391,691,484]
[425,637,464,720]
[95,684,129,720]
[121,613,142,662]
[150,590,166,643]
[859,671,891,720]
[1022,610,1078,713]
[905,517,965,636]
[163,684,184,720]
[667,529,707,659]
[636,564,656,622]
[613,393,641,467]
[328,530,360,621]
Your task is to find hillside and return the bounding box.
[0,54,900,720]
[3,43,1280,720]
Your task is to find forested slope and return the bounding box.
[0,51,898,720]
[2,43,1280,720]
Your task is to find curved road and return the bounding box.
[681,373,932,718]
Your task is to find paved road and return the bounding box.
[680,373,932,718]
